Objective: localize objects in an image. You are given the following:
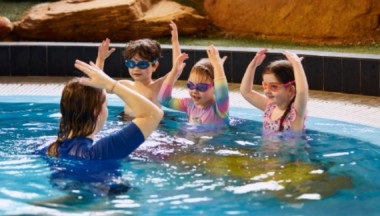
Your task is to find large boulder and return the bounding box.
[13,0,208,42]
[204,0,380,44]
[0,16,13,40]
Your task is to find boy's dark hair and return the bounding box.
[123,39,162,63]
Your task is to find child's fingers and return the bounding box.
[221,56,228,63]
[180,62,186,71]
[89,61,103,71]
[283,51,302,63]
[178,53,188,61]
[170,21,177,29]
[207,45,220,58]
[254,48,267,57]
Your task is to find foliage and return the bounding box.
[0,0,55,21]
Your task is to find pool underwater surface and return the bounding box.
[0,95,380,215]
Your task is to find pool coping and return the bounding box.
[1,76,380,129]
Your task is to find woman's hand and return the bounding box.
[74,60,115,91]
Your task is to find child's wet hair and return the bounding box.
[264,59,296,132]
[263,60,295,84]
[123,39,162,62]
[48,79,106,156]
[190,58,214,82]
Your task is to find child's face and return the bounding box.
[126,54,158,82]
[187,73,214,107]
[262,73,294,106]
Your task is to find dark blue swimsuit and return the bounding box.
[38,122,145,196]
[40,122,144,160]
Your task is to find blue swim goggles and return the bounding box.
[186,81,214,92]
[125,59,158,69]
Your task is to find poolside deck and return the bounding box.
[1,76,380,129]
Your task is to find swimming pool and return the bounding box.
[1,95,380,215]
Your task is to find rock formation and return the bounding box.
[204,0,380,44]
[13,0,208,42]
[3,0,380,44]
[0,17,13,40]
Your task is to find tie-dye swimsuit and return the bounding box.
[159,79,229,124]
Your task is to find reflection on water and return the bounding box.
[155,130,351,203]
[0,102,380,215]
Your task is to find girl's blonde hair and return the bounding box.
[190,58,214,81]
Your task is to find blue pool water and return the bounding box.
[0,96,380,215]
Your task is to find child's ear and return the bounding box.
[289,85,296,95]
[152,61,160,72]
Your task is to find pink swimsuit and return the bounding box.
[263,103,297,131]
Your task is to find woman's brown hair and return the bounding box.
[47,79,106,156]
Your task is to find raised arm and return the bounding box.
[74,60,163,138]
[95,38,116,70]
[206,45,229,118]
[240,48,269,111]
[283,51,308,119]
[170,21,181,68]
[156,21,183,85]
[158,53,189,111]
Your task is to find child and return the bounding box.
[96,21,181,120]
[158,45,230,125]
[240,48,308,134]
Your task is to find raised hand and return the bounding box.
[97,38,116,62]
[283,51,303,64]
[170,21,181,67]
[74,60,114,91]
[249,48,268,68]
[207,45,227,66]
[170,21,178,43]
[173,53,189,78]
